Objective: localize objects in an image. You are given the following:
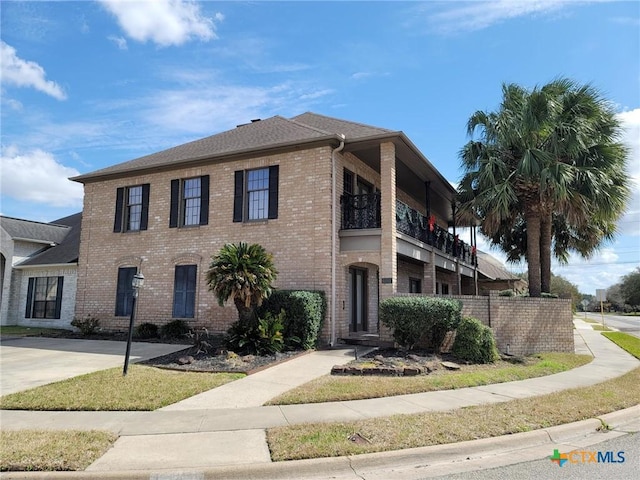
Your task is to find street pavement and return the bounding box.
[583,311,640,338]
[1,319,639,479]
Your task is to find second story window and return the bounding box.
[247,168,269,220]
[127,186,143,230]
[114,184,150,233]
[170,175,210,228]
[233,166,279,222]
[182,178,201,226]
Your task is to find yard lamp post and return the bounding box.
[123,272,144,376]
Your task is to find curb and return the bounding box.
[3,405,638,480]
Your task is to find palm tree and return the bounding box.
[459,79,629,297]
[206,242,278,327]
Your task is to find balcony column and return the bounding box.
[379,141,397,299]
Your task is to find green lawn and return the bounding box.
[601,332,640,359]
[267,353,591,405]
[0,430,116,472]
[267,366,640,461]
[0,365,243,411]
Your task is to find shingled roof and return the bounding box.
[71,112,398,182]
[0,216,70,245]
[475,250,521,281]
[4,213,82,267]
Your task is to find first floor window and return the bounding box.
[115,267,137,316]
[173,265,197,318]
[25,277,63,319]
[409,278,422,294]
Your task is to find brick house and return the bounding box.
[71,113,512,345]
[0,213,81,329]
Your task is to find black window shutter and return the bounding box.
[25,278,35,318]
[54,277,64,319]
[233,170,244,222]
[113,187,125,232]
[199,175,209,225]
[140,184,150,231]
[169,179,180,228]
[268,165,279,219]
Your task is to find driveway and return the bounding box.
[0,337,187,396]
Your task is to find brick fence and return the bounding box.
[386,292,574,356]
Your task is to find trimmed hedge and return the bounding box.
[258,290,326,350]
[451,316,499,364]
[160,320,190,339]
[379,297,462,351]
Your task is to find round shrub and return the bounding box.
[452,316,499,364]
[135,322,158,339]
[160,320,190,339]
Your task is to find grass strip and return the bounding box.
[601,332,640,359]
[0,326,72,337]
[267,353,591,405]
[267,366,640,461]
[0,430,116,471]
[591,325,612,331]
[0,365,243,411]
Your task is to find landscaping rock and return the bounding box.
[441,361,462,370]
[407,354,422,362]
[331,366,345,374]
[241,355,256,363]
[373,354,385,363]
[403,366,422,376]
[177,356,194,365]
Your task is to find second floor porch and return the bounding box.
[340,192,477,267]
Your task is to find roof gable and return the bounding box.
[16,213,82,267]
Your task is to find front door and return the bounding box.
[349,267,368,332]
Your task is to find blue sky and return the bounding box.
[1,0,638,295]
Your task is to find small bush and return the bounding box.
[70,315,100,336]
[258,290,326,350]
[541,292,559,299]
[498,289,515,297]
[452,316,499,364]
[185,327,213,354]
[134,322,158,339]
[160,320,190,339]
[226,310,285,355]
[379,297,462,351]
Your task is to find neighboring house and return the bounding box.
[0,213,81,329]
[475,250,528,295]
[71,113,509,345]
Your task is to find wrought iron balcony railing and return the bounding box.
[341,193,381,229]
[340,193,477,265]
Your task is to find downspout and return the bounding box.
[330,134,346,347]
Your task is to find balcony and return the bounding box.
[340,193,477,265]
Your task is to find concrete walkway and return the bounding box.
[1,319,639,478]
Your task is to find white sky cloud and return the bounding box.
[0,146,83,207]
[99,0,220,47]
[617,108,640,236]
[422,0,601,34]
[108,35,128,50]
[0,41,67,100]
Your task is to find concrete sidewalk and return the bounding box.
[1,320,639,478]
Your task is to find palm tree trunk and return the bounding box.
[525,206,542,297]
[540,213,552,293]
[234,297,257,328]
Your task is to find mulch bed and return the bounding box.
[140,348,307,374]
